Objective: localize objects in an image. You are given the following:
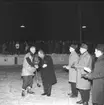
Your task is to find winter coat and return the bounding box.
[87,55,104,104]
[21,53,36,76]
[68,51,79,83]
[75,51,92,90]
[39,55,57,85]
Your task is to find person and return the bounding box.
[15,41,20,55]
[38,50,57,96]
[63,44,79,98]
[82,44,104,105]
[21,46,38,97]
[74,43,92,105]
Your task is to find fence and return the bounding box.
[0,54,69,66]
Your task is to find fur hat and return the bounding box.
[96,44,104,53]
[80,43,88,49]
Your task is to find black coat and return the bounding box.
[87,55,104,104]
[39,55,57,85]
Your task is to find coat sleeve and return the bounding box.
[87,62,104,79]
[26,57,34,67]
[46,56,54,68]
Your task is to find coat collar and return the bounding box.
[80,51,89,57]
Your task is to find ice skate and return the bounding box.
[27,87,35,94]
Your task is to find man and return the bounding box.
[21,46,38,97]
[75,43,92,105]
[82,44,104,105]
[63,44,79,98]
[38,50,57,96]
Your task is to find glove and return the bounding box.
[42,64,47,68]
[63,65,66,69]
[34,65,39,69]
[84,67,91,73]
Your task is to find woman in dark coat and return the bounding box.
[83,44,104,105]
[38,50,57,96]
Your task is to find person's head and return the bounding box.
[69,44,78,53]
[95,44,104,58]
[80,43,88,54]
[30,46,36,55]
[38,50,45,59]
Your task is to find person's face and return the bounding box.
[30,47,36,54]
[38,52,44,59]
[69,47,75,53]
[95,49,103,58]
[80,48,87,54]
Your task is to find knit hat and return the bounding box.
[70,44,78,49]
[96,44,104,53]
[80,43,88,49]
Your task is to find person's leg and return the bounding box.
[71,82,78,97]
[47,84,52,96]
[68,82,72,95]
[83,89,90,105]
[22,76,29,97]
[41,82,48,95]
[27,75,35,94]
[76,89,84,104]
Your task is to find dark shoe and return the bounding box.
[47,94,51,96]
[76,100,83,104]
[68,93,73,96]
[41,93,47,95]
[83,102,88,105]
[70,94,77,98]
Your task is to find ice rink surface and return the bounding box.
[0,65,92,105]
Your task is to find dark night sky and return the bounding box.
[0,0,104,43]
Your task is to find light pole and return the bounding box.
[78,3,82,44]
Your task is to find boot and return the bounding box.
[76,100,83,104]
[70,94,77,98]
[27,87,35,94]
[41,93,47,95]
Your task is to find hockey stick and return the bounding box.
[35,69,41,87]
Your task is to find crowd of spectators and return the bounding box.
[0,40,96,55]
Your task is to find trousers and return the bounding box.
[70,82,78,96]
[43,83,52,95]
[22,75,34,90]
[79,89,90,102]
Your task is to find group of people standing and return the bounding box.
[21,43,104,105]
[21,46,57,97]
[63,43,104,105]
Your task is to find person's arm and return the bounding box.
[87,71,104,80]
[85,62,104,80]
[26,57,34,67]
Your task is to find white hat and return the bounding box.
[30,46,36,54]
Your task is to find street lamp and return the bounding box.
[20,24,25,28]
[82,25,86,29]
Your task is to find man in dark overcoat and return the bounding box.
[82,44,104,105]
[38,50,57,96]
